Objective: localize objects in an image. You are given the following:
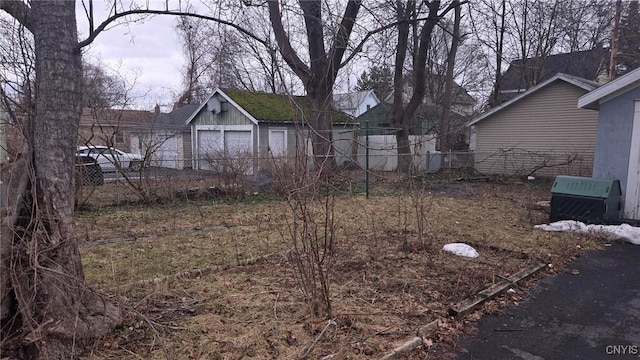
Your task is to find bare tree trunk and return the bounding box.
[490,0,507,107]
[392,1,414,172]
[308,92,335,171]
[609,0,622,81]
[439,1,462,152]
[391,0,445,173]
[268,0,361,171]
[1,2,121,358]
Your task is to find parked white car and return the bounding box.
[77,145,144,172]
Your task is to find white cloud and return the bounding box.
[77,4,185,109]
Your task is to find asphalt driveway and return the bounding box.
[456,241,640,359]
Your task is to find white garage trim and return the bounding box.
[624,101,640,219]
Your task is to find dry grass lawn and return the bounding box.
[76,175,605,359]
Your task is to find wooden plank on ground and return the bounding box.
[448,262,546,317]
[380,337,423,360]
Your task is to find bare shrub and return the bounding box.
[201,149,254,196]
[407,173,435,250]
[272,135,336,319]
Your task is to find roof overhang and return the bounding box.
[184,88,259,126]
[467,73,599,127]
[578,67,640,110]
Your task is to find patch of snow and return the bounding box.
[527,176,535,180]
[442,243,479,258]
[534,220,640,245]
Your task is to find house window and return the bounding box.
[114,131,124,144]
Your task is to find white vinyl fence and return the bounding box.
[356,135,438,171]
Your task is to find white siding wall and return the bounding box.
[354,93,380,117]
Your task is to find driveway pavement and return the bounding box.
[456,241,640,359]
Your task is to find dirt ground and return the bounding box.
[76,173,603,359]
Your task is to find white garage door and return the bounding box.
[157,135,179,169]
[198,130,222,170]
[224,131,252,155]
[224,131,253,174]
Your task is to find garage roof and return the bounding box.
[186,88,351,125]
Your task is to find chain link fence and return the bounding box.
[473,149,594,177]
[73,150,480,209]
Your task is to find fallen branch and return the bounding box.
[302,319,336,358]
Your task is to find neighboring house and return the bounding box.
[373,74,477,149]
[421,73,477,117]
[333,90,380,117]
[352,102,439,171]
[77,108,158,154]
[386,73,478,117]
[468,73,601,177]
[495,48,609,104]
[356,101,467,138]
[578,67,640,220]
[185,88,356,172]
[355,102,397,134]
[146,104,198,169]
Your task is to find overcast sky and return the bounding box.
[76,2,185,110]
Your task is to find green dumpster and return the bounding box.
[549,176,621,224]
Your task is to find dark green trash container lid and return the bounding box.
[551,176,621,199]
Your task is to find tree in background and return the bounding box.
[173,7,295,107]
[619,0,640,74]
[173,14,208,107]
[174,13,245,107]
[82,61,130,109]
[468,0,507,107]
[468,0,613,108]
[439,2,462,152]
[389,0,462,171]
[354,65,394,100]
[267,1,362,170]
[556,0,614,52]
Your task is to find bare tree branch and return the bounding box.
[330,0,362,81]
[0,0,32,31]
[340,1,467,68]
[76,8,270,51]
[268,0,312,84]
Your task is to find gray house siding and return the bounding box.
[191,104,254,126]
[183,131,192,167]
[257,125,355,166]
[257,126,269,158]
[591,86,640,191]
[256,124,302,159]
[474,81,598,177]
